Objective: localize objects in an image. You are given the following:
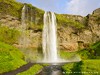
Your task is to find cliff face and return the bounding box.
[0,0,100,51]
[58,8,100,51]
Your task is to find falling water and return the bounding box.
[42,11,58,62]
[21,5,26,30]
[19,5,30,48]
[20,5,27,47]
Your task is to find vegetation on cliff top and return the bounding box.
[0,0,23,18]
[56,14,85,29]
[0,0,44,20]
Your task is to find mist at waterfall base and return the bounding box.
[19,5,81,64]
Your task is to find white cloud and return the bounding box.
[66,0,100,16]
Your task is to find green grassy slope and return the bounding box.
[0,0,23,18]
[78,41,100,59]
[0,42,26,73]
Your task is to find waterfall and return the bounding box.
[21,5,26,30]
[19,5,30,48]
[19,5,27,47]
[20,6,81,63]
[42,11,58,62]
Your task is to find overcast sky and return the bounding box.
[17,0,100,16]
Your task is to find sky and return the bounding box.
[17,0,100,16]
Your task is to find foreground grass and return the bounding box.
[17,64,43,75]
[17,60,100,75]
[0,42,26,74]
[63,60,100,75]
